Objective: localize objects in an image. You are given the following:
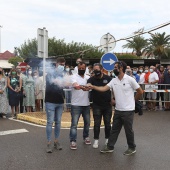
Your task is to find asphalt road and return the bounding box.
[0,111,170,170]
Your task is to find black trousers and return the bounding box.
[92,104,112,139]
[108,110,136,149]
[19,93,24,113]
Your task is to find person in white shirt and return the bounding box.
[69,62,91,150]
[87,61,143,156]
[147,65,159,111]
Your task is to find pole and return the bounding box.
[43,27,46,112]
[106,33,109,53]
[0,25,2,53]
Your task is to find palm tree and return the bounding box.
[145,32,170,59]
[122,36,148,57]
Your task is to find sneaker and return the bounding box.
[93,140,99,149]
[84,137,91,145]
[46,143,53,153]
[54,141,62,150]
[100,145,114,153]
[123,148,136,156]
[70,141,77,150]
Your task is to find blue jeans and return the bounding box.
[46,102,64,142]
[70,105,90,142]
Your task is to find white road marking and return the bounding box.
[0,129,29,136]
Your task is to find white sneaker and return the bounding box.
[105,139,108,145]
[93,140,99,149]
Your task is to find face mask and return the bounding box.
[139,69,143,73]
[17,69,21,73]
[34,76,37,78]
[145,70,148,73]
[76,61,81,65]
[113,69,119,76]
[57,65,64,72]
[126,71,131,76]
[12,72,16,75]
[133,71,137,74]
[150,69,153,73]
[28,71,32,74]
[78,69,85,75]
[0,71,2,74]
[65,68,70,72]
[93,70,101,77]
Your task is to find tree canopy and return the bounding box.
[17,37,104,59]
[122,36,148,56]
[8,56,23,67]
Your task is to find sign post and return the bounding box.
[101,53,118,71]
[100,33,116,53]
[37,28,48,111]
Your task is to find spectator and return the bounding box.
[88,65,93,76]
[45,57,66,153]
[0,67,9,118]
[7,68,22,118]
[138,66,145,84]
[126,67,136,80]
[163,65,170,111]
[144,66,150,84]
[33,70,43,112]
[87,63,112,149]
[147,65,159,111]
[64,65,72,112]
[16,66,26,113]
[23,68,35,112]
[74,58,89,75]
[132,67,140,83]
[70,62,91,150]
[155,65,165,110]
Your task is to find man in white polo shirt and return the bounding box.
[147,65,159,111]
[69,61,91,150]
[87,61,143,156]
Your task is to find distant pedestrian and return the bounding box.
[33,70,43,112]
[0,67,9,118]
[7,68,22,118]
[23,68,35,112]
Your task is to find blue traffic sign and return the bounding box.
[101,53,118,71]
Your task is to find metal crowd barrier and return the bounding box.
[139,83,170,103]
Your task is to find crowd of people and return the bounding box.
[0,57,170,156]
[0,66,43,118]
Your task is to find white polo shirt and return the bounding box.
[148,72,159,83]
[139,73,145,84]
[71,74,90,106]
[107,74,140,111]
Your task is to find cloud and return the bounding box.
[0,0,170,53]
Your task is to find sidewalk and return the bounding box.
[17,110,114,128]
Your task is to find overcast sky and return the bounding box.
[0,0,170,55]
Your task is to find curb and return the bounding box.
[17,112,103,128]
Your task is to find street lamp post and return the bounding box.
[0,25,3,53]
